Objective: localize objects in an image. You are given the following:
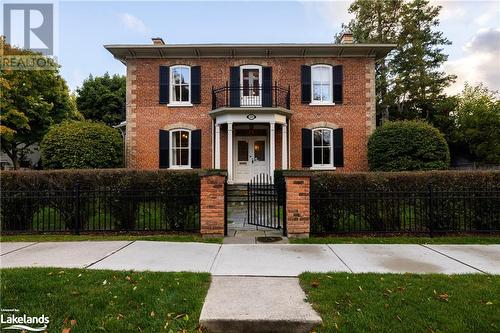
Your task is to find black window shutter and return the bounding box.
[159,130,169,168]
[301,65,311,104]
[333,128,344,167]
[229,66,240,107]
[262,66,272,107]
[159,66,169,104]
[191,129,202,168]
[191,66,201,104]
[301,128,312,168]
[333,65,343,104]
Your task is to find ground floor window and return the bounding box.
[312,128,333,168]
[170,129,190,168]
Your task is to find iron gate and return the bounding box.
[247,173,286,234]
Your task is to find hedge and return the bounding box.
[368,120,450,171]
[41,121,123,169]
[311,171,500,234]
[1,169,200,232]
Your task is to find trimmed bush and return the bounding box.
[41,121,123,169]
[368,121,450,171]
[1,169,200,232]
[311,171,500,234]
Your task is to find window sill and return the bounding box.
[309,102,336,106]
[310,166,336,171]
[168,166,192,170]
[167,103,193,107]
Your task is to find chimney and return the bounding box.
[151,37,165,45]
[339,32,354,44]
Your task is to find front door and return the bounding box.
[234,137,268,183]
[240,66,262,106]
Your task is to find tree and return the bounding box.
[41,121,123,169]
[0,39,79,169]
[368,120,450,171]
[344,0,455,122]
[76,73,126,126]
[453,84,500,164]
[342,0,404,123]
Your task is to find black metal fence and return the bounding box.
[311,187,500,235]
[247,174,286,234]
[212,83,291,109]
[1,185,200,233]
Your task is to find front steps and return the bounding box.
[199,276,322,333]
[226,184,248,205]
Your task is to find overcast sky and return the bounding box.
[50,1,500,94]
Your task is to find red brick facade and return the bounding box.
[125,57,375,172]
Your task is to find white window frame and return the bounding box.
[311,128,334,169]
[169,65,192,106]
[169,129,191,169]
[310,64,334,105]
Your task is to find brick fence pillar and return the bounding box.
[284,173,311,238]
[200,173,226,237]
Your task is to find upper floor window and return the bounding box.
[312,128,333,168]
[170,65,191,104]
[311,65,333,104]
[170,129,191,168]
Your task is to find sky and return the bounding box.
[16,0,500,94]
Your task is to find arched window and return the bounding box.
[170,65,191,104]
[170,129,191,168]
[311,65,333,104]
[312,128,333,168]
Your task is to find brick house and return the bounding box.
[105,35,394,183]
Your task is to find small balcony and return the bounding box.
[212,83,291,110]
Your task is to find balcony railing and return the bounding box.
[212,83,290,110]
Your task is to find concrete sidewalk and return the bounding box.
[1,241,499,275]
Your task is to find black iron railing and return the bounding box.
[310,187,500,236]
[1,185,200,233]
[212,83,290,109]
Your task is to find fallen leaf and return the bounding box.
[396,315,402,322]
[102,280,108,286]
[436,293,449,302]
[311,280,320,288]
[70,320,77,326]
[62,328,71,333]
[358,286,363,291]
[174,313,186,319]
[150,311,155,317]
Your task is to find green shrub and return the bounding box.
[1,169,200,232]
[368,121,450,171]
[41,121,123,169]
[311,171,500,234]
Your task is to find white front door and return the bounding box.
[240,65,262,106]
[234,137,269,183]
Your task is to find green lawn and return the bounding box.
[0,234,222,243]
[0,268,210,332]
[290,235,500,244]
[300,273,499,333]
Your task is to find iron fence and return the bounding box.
[1,184,200,233]
[311,187,500,235]
[212,83,291,109]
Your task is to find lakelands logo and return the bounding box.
[1,309,49,332]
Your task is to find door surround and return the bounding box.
[232,124,269,184]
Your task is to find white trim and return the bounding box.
[168,129,191,169]
[311,64,333,104]
[309,102,335,106]
[269,122,275,180]
[311,127,334,168]
[227,122,234,183]
[240,65,262,107]
[282,123,288,169]
[215,124,221,169]
[167,103,193,107]
[170,65,191,104]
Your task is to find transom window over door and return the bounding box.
[170,129,190,168]
[311,65,333,104]
[170,66,191,104]
[313,128,333,167]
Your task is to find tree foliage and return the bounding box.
[41,121,123,169]
[0,39,80,169]
[344,0,455,122]
[76,73,126,126]
[368,120,450,171]
[453,84,500,164]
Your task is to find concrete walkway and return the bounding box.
[1,241,499,275]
